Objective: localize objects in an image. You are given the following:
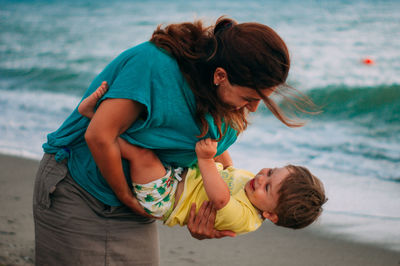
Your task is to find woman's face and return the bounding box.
[217,83,270,112]
[214,68,273,112]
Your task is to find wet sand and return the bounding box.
[0,154,399,265]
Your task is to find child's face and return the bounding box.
[244,167,289,221]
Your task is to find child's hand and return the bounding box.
[196,138,218,160]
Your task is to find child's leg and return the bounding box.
[78,81,108,119]
[118,138,167,184]
[79,81,167,184]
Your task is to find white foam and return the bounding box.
[0,89,81,158]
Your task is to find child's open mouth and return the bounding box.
[250,179,255,190]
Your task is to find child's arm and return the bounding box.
[214,150,233,169]
[196,138,230,210]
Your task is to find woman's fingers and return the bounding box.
[186,201,235,239]
[187,202,206,239]
[188,203,197,228]
[195,201,210,235]
[203,203,215,233]
[214,230,236,238]
[127,196,154,218]
[203,204,235,238]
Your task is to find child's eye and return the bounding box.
[267,169,272,176]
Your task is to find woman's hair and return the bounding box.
[274,165,327,229]
[150,17,316,139]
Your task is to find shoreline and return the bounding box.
[0,153,399,265]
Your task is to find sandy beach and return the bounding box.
[0,154,399,266]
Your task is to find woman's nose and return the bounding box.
[246,100,260,112]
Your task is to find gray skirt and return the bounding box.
[33,153,159,266]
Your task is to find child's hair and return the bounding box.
[274,165,327,229]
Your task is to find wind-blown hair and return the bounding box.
[151,17,315,139]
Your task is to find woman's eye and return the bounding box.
[266,184,270,191]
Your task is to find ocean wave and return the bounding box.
[2,63,399,126]
[307,84,400,123]
[257,84,400,130]
[0,67,94,94]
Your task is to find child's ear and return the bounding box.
[262,211,278,224]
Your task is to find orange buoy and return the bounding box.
[362,58,375,65]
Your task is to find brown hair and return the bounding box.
[274,165,327,229]
[150,17,316,139]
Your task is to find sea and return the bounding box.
[1,0,399,252]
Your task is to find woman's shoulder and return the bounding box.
[118,42,180,78]
[105,41,182,85]
[122,41,177,65]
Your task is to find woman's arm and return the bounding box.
[195,138,230,210]
[214,150,233,169]
[85,98,148,216]
[187,202,236,239]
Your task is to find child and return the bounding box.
[78,82,327,234]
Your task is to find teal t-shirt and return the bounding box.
[43,42,237,206]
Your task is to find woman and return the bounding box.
[33,17,311,265]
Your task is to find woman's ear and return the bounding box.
[213,67,227,85]
[262,211,278,224]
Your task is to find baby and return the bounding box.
[78,82,327,234]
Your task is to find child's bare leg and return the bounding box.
[118,138,167,184]
[78,81,108,119]
[79,81,166,184]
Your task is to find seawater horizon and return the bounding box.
[1,0,399,252]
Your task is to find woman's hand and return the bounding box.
[124,194,154,218]
[187,201,236,240]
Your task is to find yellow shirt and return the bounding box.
[164,163,263,234]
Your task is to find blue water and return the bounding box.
[1,0,399,251]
